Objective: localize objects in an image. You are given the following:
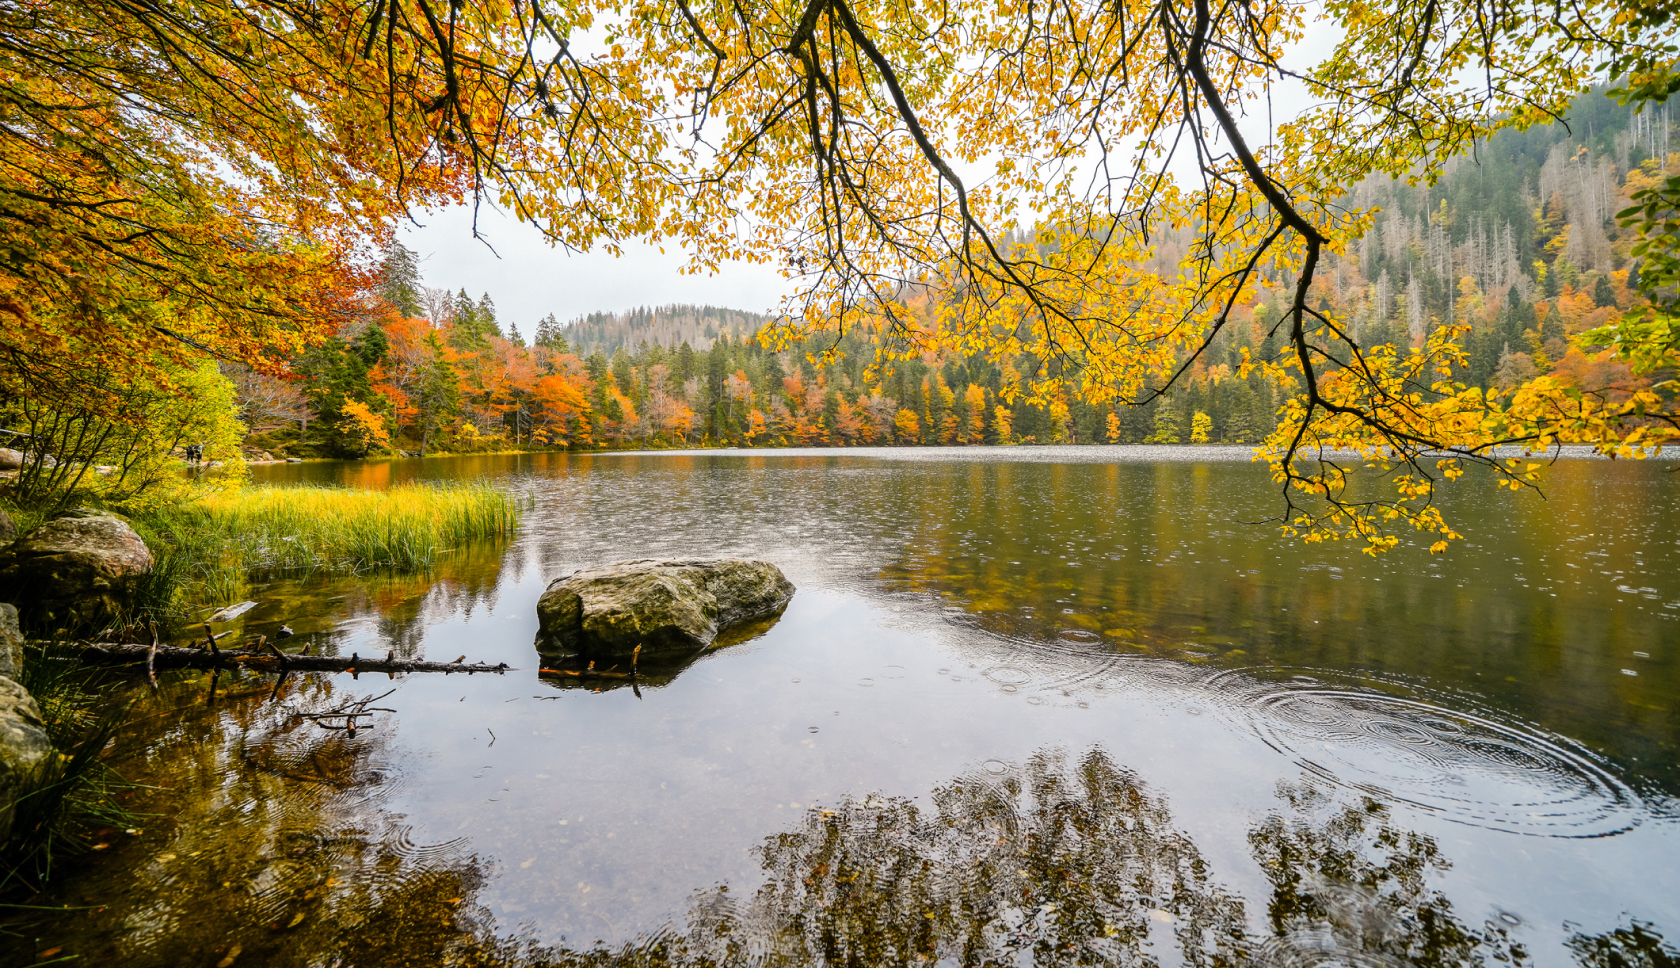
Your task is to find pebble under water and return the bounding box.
[4,446,1676,967]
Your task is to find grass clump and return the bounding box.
[130,482,522,623]
[184,482,520,571]
[2,643,142,890]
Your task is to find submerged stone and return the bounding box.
[535,558,794,662]
[0,508,154,630]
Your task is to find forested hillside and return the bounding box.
[560,306,768,357]
[243,90,1672,457]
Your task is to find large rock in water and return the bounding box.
[0,509,154,629]
[536,558,794,661]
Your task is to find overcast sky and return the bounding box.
[396,204,793,334]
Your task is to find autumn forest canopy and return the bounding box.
[2,0,1679,550]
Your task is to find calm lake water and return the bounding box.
[6,446,1677,967]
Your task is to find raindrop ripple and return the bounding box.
[1218,671,1644,838]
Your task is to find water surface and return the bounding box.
[5,447,1676,967]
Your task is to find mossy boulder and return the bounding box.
[0,604,50,841]
[536,558,794,662]
[0,603,20,679]
[0,509,154,630]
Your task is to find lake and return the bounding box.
[5,446,1676,967]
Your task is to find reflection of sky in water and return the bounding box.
[11,448,1677,966]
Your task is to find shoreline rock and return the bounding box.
[536,558,794,662]
[0,603,52,841]
[0,509,154,630]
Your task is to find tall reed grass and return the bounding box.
[131,483,522,622]
[189,483,520,571]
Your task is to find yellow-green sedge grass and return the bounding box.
[176,483,520,571]
[129,483,522,622]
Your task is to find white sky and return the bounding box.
[396,205,793,332]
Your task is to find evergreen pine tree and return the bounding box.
[706,340,729,438]
[416,331,460,457]
[449,288,479,350]
[1592,273,1616,308]
[674,342,697,385]
[377,241,424,318]
[477,293,502,338]
[611,349,634,396]
[763,350,786,391]
[534,314,570,354]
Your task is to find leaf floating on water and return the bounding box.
[287,913,306,928]
[207,601,259,623]
[216,943,243,967]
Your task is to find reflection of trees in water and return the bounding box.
[241,537,512,661]
[653,753,1539,968]
[0,676,504,968]
[1568,919,1679,968]
[1251,783,1529,967]
[8,738,1669,967]
[544,751,1562,967]
[688,748,1250,967]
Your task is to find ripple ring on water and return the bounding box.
[389,826,470,859]
[1242,687,1643,838]
[984,666,1032,685]
[1253,926,1405,968]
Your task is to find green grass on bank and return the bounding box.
[131,483,523,623]
[0,479,521,630]
[167,483,521,571]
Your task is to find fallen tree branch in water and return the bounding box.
[295,688,397,732]
[64,641,512,676]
